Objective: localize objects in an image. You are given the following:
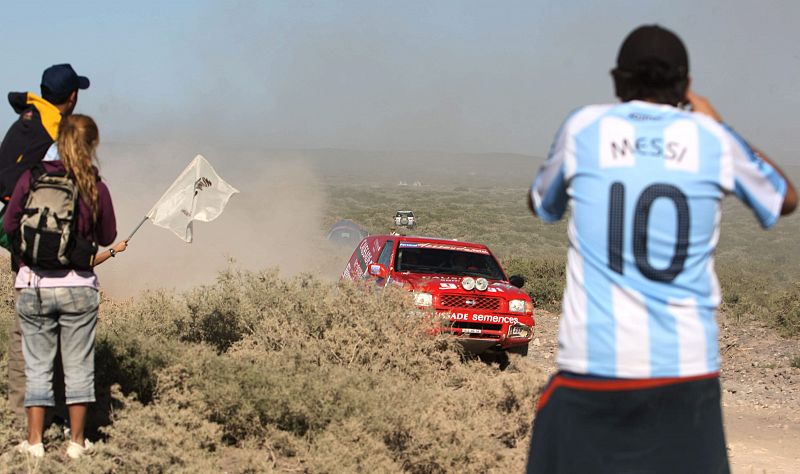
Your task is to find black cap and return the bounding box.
[616,25,688,78]
[40,64,90,104]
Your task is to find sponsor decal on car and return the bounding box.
[398,242,490,254]
[437,282,505,292]
[436,310,520,325]
[359,239,372,263]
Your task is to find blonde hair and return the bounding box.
[57,114,100,220]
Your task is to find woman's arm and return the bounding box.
[95,182,118,246]
[93,240,128,266]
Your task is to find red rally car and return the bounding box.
[342,234,535,356]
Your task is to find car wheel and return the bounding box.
[478,351,510,370]
[507,345,529,357]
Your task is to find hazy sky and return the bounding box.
[1,0,799,161]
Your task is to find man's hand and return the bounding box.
[688,92,798,216]
[686,90,723,122]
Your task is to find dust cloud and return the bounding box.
[94,142,339,298]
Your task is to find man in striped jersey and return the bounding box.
[526,25,797,473]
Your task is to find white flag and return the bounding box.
[146,155,239,242]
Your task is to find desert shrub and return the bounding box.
[307,418,403,472]
[100,289,188,340]
[717,261,772,320]
[0,257,15,397]
[717,262,799,336]
[0,267,546,472]
[0,387,223,474]
[0,321,9,398]
[163,349,541,473]
[84,290,198,433]
[87,385,224,473]
[173,270,259,353]
[133,269,547,472]
[503,257,566,313]
[0,355,6,398]
[771,282,800,337]
[92,289,194,407]
[94,330,180,406]
[0,257,16,316]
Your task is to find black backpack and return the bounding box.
[16,166,97,270]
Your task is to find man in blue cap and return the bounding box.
[0,64,90,201]
[0,63,90,429]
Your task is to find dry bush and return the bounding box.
[1,266,546,472]
[89,385,224,473]
[716,261,800,336]
[0,257,15,400]
[134,269,546,471]
[771,282,800,337]
[92,290,192,409]
[502,257,566,313]
[0,386,223,474]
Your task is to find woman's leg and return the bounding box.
[67,404,88,443]
[56,287,99,445]
[16,288,59,445]
[26,407,46,444]
[8,315,27,426]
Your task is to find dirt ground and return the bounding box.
[527,310,800,474]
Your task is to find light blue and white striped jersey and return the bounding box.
[532,100,787,378]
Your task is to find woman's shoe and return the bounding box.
[66,439,93,459]
[16,440,45,458]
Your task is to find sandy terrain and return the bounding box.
[527,310,800,473]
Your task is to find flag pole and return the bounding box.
[126,216,148,242]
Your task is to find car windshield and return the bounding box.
[395,247,505,280]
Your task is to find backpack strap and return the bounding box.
[29,163,45,183]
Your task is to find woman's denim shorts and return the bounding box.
[16,287,100,407]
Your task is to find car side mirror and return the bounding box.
[369,263,389,279]
[509,275,525,288]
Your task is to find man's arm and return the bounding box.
[2,170,32,235]
[529,114,575,223]
[747,147,796,215]
[687,90,797,215]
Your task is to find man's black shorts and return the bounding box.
[526,371,729,474]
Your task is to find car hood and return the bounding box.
[393,273,529,299]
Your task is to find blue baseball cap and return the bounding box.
[40,64,90,104]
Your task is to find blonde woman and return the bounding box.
[4,114,120,459]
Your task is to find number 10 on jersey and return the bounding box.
[607,182,690,283]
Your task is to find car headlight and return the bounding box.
[508,324,532,339]
[509,299,528,313]
[461,277,476,291]
[475,278,488,291]
[413,292,433,307]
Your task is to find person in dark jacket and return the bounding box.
[0,64,89,202]
[6,115,119,459]
[0,64,90,429]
